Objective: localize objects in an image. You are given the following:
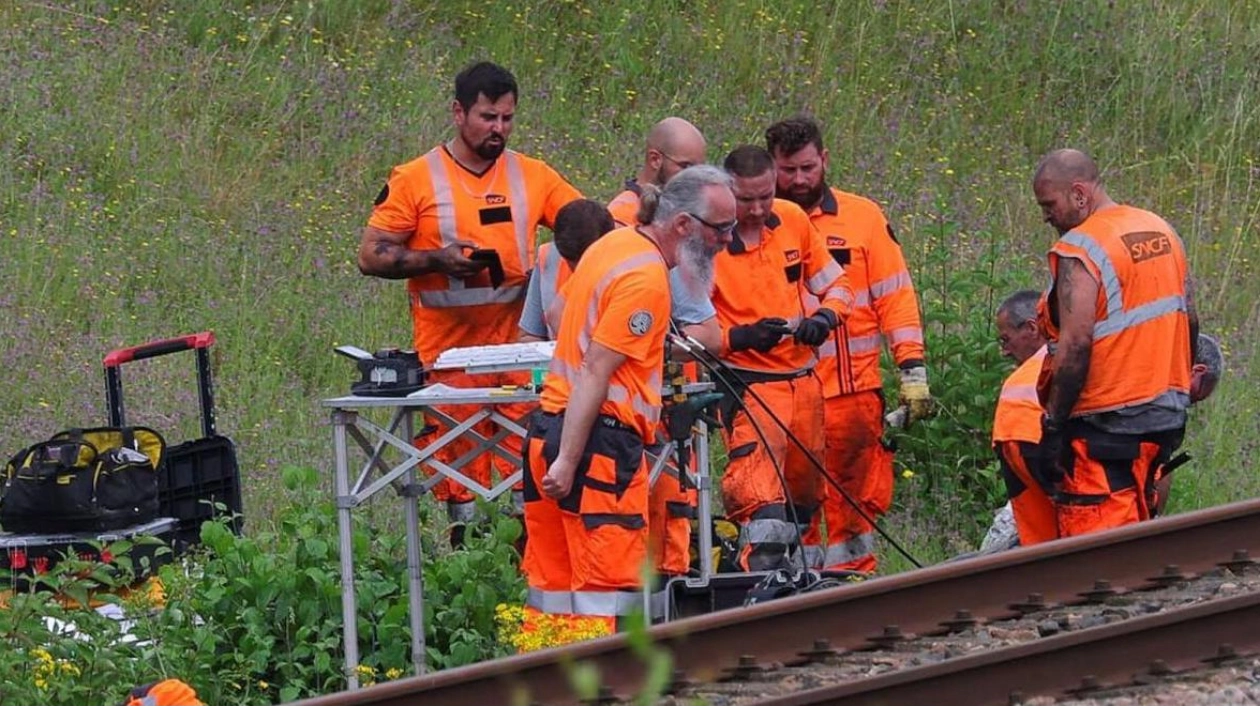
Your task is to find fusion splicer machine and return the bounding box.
[335,345,426,397]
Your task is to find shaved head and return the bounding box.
[643,117,707,186]
[1034,148,1100,187]
[1032,148,1112,234]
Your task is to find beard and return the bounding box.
[474,135,506,160]
[676,229,717,299]
[780,171,827,210]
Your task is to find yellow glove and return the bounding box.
[898,365,933,424]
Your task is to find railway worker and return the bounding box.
[518,199,617,342]
[765,116,930,573]
[1033,148,1197,537]
[982,330,1224,551]
[709,145,854,572]
[357,61,582,548]
[992,289,1056,547]
[521,165,735,635]
[607,116,723,580]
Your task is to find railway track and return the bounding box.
[296,497,1260,706]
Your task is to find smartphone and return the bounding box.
[468,249,505,288]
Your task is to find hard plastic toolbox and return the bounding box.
[0,516,178,590]
[104,332,243,550]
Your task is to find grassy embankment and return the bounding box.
[3,0,1259,566]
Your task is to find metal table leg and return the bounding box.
[333,408,361,690]
[403,411,427,676]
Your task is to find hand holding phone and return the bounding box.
[468,249,505,288]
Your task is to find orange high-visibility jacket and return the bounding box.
[993,347,1046,445]
[1041,205,1192,418]
[369,145,581,364]
[802,188,924,397]
[539,227,671,441]
[711,200,854,374]
[608,180,642,227]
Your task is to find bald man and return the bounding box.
[607,118,720,580]
[1032,148,1197,538]
[609,117,709,228]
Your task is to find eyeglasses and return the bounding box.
[660,152,697,170]
[687,212,737,236]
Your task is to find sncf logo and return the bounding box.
[485,194,507,204]
[826,235,846,247]
[784,249,801,262]
[1121,231,1173,263]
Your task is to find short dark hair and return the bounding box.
[723,144,775,178]
[765,116,825,157]
[1196,333,1223,384]
[553,199,615,263]
[454,61,517,111]
[997,289,1041,324]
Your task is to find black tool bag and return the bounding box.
[0,426,165,533]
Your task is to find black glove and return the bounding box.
[1037,414,1066,489]
[729,317,791,353]
[794,310,836,347]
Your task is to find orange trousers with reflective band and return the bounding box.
[996,440,1058,546]
[521,412,649,621]
[647,454,695,576]
[1054,425,1180,538]
[720,376,823,524]
[803,391,891,572]
[415,368,530,512]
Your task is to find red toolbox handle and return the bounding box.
[104,332,218,436]
[104,332,215,367]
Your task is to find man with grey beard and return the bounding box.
[707,145,855,573]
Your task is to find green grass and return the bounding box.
[3,0,1260,567]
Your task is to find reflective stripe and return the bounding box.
[853,291,871,308]
[417,285,524,308]
[741,517,798,546]
[1000,383,1040,403]
[869,271,912,300]
[447,500,477,523]
[817,339,837,358]
[802,543,825,570]
[807,260,844,294]
[548,354,661,426]
[421,150,531,301]
[823,532,876,567]
[887,327,923,345]
[1058,232,1187,340]
[1094,294,1186,339]
[504,152,530,273]
[849,333,883,355]
[527,586,647,617]
[538,243,564,336]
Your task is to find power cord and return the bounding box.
[675,333,923,569]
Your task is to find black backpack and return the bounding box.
[1,426,165,533]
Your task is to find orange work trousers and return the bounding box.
[646,444,696,577]
[720,374,823,570]
[415,368,531,522]
[996,440,1058,546]
[1054,424,1181,538]
[521,411,649,623]
[802,390,891,573]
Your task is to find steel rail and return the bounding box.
[762,588,1260,705]
[295,497,1260,706]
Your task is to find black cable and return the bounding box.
[680,333,923,569]
[667,324,805,571]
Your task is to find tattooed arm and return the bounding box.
[357,225,485,280]
[1045,257,1099,422]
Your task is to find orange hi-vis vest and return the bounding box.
[608,180,643,227]
[711,200,854,374]
[802,187,924,397]
[1041,204,1192,417]
[539,227,671,441]
[534,242,573,338]
[368,145,580,364]
[993,347,1047,445]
